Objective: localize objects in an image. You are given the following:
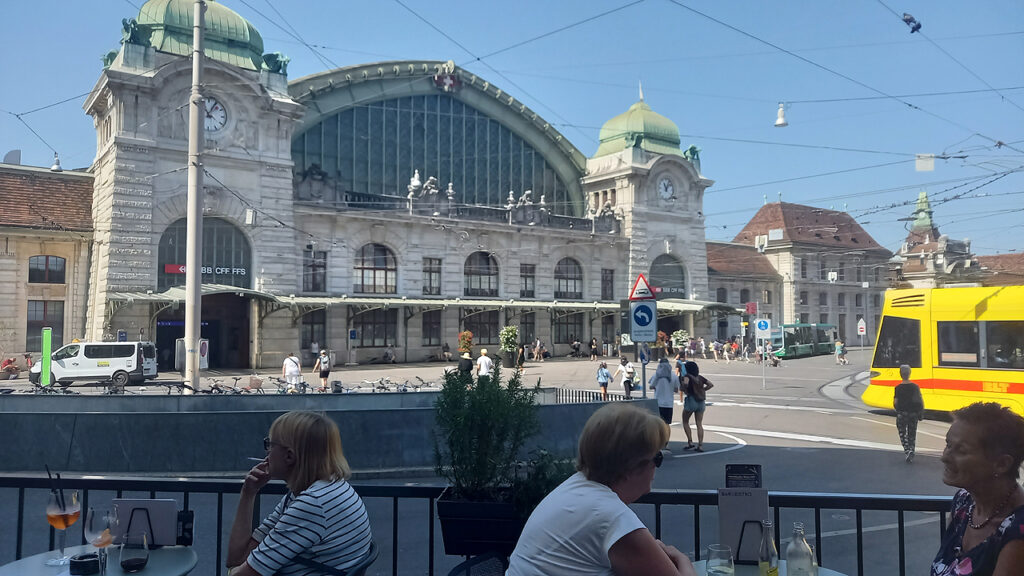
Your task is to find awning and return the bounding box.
[108,284,280,303]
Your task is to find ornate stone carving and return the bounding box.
[262,52,290,74]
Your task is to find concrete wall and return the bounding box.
[0,393,656,475]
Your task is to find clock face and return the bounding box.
[204,98,227,132]
[658,178,675,200]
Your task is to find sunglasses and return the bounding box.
[652,451,664,468]
[263,437,287,451]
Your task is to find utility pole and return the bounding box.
[184,0,206,391]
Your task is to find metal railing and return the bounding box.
[0,475,950,576]
[552,388,627,403]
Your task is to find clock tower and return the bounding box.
[583,92,713,333]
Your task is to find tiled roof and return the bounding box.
[706,241,781,279]
[733,202,889,254]
[978,254,1024,286]
[0,163,93,232]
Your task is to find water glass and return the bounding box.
[119,531,150,573]
[706,543,735,576]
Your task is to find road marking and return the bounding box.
[702,373,826,382]
[717,393,833,402]
[701,425,940,453]
[707,401,862,414]
[851,416,949,440]
[671,430,747,458]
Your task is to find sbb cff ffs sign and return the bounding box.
[164,264,247,275]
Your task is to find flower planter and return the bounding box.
[436,486,526,556]
[500,352,515,368]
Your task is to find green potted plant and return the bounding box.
[434,363,568,556]
[499,325,519,368]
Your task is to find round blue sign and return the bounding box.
[633,304,654,326]
[756,320,770,331]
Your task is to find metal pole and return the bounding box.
[184,0,206,392]
[760,300,766,390]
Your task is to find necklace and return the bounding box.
[968,484,1019,530]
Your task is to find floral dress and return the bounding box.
[931,489,1024,575]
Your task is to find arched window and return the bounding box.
[464,252,499,297]
[716,287,728,303]
[740,288,751,303]
[157,218,252,290]
[28,256,66,284]
[554,258,583,300]
[650,254,687,298]
[354,244,397,294]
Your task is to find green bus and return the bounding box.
[770,323,838,358]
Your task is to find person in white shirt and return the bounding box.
[476,348,494,383]
[507,403,696,576]
[649,358,678,425]
[281,353,301,390]
[612,356,636,399]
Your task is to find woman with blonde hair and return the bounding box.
[227,411,373,576]
[507,403,696,576]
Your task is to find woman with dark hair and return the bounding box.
[931,402,1024,576]
[680,361,713,452]
[507,403,696,576]
[227,411,373,576]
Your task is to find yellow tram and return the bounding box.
[862,286,1024,415]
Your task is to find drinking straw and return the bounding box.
[44,465,64,511]
[55,472,66,511]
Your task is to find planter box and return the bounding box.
[436,486,526,556]
[500,353,516,369]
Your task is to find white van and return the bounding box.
[29,341,158,387]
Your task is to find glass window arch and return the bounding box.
[554,258,583,300]
[28,255,66,284]
[354,244,397,294]
[650,254,687,299]
[157,217,252,290]
[464,251,499,297]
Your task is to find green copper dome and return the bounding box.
[593,98,682,158]
[135,0,264,71]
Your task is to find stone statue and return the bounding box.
[102,49,119,68]
[506,190,516,210]
[407,170,422,199]
[538,194,546,208]
[121,18,141,45]
[517,189,532,207]
[683,144,701,174]
[422,176,439,198]
[262,52,291,75]
[599,200,614,218]
[446,182,456,200]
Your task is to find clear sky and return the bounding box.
[2,1,1022,255]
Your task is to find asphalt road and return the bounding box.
[1,348,954,575]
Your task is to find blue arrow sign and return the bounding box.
[629,301,657,342]
[633,305,653,327]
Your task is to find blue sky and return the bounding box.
[2,1,1022,254]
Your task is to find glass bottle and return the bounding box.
[786,522,815,576]
[758,519,779,576]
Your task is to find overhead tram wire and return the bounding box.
[709,159,915,194]
[875,0,1024,115]
[236,0,338,71]
[665,0,1024,155]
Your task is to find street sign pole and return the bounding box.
[629,274,657,399]
[755,317,771,390]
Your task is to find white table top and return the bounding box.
[693,559,847,576]
[0,544,197,576]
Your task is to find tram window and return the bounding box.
[986,321,1024,370]
[937,322,980,367]
[872,316,920,368]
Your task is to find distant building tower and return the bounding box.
[890,191,981,288]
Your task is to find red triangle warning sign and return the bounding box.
[629,274,655,300]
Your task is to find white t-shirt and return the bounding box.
[283,355,301,376]
[506,472,646,576]
[650,373,678,408]
[476,355,493,377]
[613,362,635,386]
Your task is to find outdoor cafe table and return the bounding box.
[694,559,848,576]
[0,544,197,576]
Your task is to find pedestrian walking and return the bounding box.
[533,338,544,363]
[680,361,714,452]
[698,337,706,359]
[835,340,844,365]
[894,364,925,462]
[516,344,527,373]
[612,356,636,400]
[281,352,301,391]
[589,337,599,361]
[311,349,331,392]
[596,361,611,401]
[649,358,678,425]
[457,352,474,378]
[476,348,494,384]
[674,352,687,404]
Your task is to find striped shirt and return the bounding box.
[248,479,372,576]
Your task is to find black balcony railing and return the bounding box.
[0,475,950,576]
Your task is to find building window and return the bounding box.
[554,312,584,344]
[838,262,846,281]
[28,256,66,284]
[422,309,441,346]
[740,289,751,303]
[839,314,847,338]
[158,217,252,290]
[716,288,727,303]
[872,294,881,308]
[26,300,64,352]
[800,259,807,279]
[838,293,846,307]
[856,266,863,283]
[601,269,615,300]
[799,313,810,324]
[520,312,536,344]
[352,308,397,347]
[819,313,829,324]
[554,258,583,300]
[763,290,773,304]
[354,243,397,294]
[602,315,615,345]
[300,309,325,351]
[855,293,863,307]
[465,252,499,297]
[874,268,881,282]
[520,264,536,298]
[303,250,327,292]
[464,310,498,344]
[818,292,828,306]
[650,254,687,298]
[799,291,808,305]
[818,259,827,281]
[423,258,442,296]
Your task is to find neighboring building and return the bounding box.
[977,254,1024,286]
[889,191,983,288]
[731,202,891,344]
[706,241,783,342]
[0,164,94,356]
[0,0,724,368]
